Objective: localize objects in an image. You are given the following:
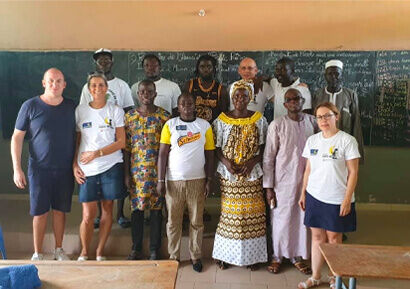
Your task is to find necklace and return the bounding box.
[198,78,215,97]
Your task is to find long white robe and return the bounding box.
[263,114,317,261]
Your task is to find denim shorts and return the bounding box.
[79,162,127,203]
[28,167,74,216]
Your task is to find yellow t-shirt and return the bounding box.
[160,117,215,180]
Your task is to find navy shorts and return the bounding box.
[304,192,356,233]
[28,167,74,216]
[79,162,126,203]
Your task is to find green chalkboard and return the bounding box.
[0,50,408,146]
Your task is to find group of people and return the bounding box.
[11,48,363,289]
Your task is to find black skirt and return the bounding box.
[304,192,356,233]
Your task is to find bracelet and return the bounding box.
[158,179,165,183]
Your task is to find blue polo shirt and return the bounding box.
[15,96,76,170]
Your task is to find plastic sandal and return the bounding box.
[298,277,321,289]
[267,261,280,274]
[328,275,336,288]
[216,260,230,270]
[294,261,312,275]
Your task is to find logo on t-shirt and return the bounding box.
[82,122,92,129]
[322,146,339,160]
[176,125,187,130]
[177,132,201,147]
[107,89,118,106]
[310,149,318,156]
[98,118,113,129]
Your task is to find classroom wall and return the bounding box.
[0,1,410,51]
[0,1,409,204]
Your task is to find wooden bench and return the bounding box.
[319,243,410,289]
[0,260,179,289]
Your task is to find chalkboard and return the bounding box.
[372,51,410,146]
[0,50,408,146]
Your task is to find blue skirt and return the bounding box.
[304,192,356,233]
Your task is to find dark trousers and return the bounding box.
[131,209,162,252]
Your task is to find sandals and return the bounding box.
[328,275,336,288]
[215,260,230,270]
[247,264,259,271]
[294,261,312,275]
[298,277,321,289]
[267,261,280,274]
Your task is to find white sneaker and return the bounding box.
[31,252,44,261]
[54,247,70,261]
[96,256,106,261]
[77,255,88,261]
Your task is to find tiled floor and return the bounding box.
[175,258,410,289]
[1,194,410,288]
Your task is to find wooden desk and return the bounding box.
[319,244,410,289]
[0,260,179,289]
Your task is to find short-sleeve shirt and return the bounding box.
[302,130,361,205]
[160,117,215,181]
[270,78,312,120]
[15,96,76,170]
[131,78,181,114]
[79,77,134,108]
[75,103,124,176]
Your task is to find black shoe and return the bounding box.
[342,233,348,242]
[149,250,159,260]
[192,259,203,272]
[127,250,143,260]
[94,217,100,229]
[203,209,212,222]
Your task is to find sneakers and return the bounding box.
[149,250,159,260]
[127,250,143,260]
[96,256,106,261]
[54,248,70,261]
[94,217,100,229]
[31,252,44,261]
[117,217,131,228]
[77,255,88,261]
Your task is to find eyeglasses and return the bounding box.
[315,113,336,121]
[284,97,302,103]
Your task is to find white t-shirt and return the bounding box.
[160,117,215,181]
[270,78,312,120]
[302,130,361,205]
[79,77,134,109]
[229,81,274,113]
[131,78,181,114]
[75,103,125,177]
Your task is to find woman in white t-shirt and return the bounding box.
[297,102,360,289]
[73,73,126,261]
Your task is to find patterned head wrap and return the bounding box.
[229,80,254,102]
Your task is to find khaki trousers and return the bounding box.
[165,178,206,261]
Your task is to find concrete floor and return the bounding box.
[0,194,409,289]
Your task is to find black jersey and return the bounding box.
[189,77,223,123]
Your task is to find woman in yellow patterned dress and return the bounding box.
[124,80,170,260]
[212,80,268,270]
